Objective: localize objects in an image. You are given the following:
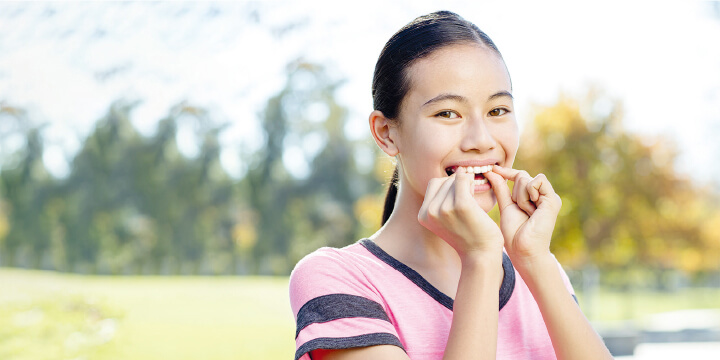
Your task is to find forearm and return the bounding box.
[443,253,503,360]
[517,254,612,360]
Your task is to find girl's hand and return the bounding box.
[418,167,504,259]
[484,166,562,267]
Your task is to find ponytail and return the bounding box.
[381,166,399,225]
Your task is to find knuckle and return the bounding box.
[417,215,426,226]
[423,205,438,220]
[439,203,453,217]
[418,210,428,222]
[454,200,472,214]
[428,206,440,219]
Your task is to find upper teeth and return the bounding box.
[457,165,493,174]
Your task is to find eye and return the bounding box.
[488,108,509,117]
[435,110,460,119]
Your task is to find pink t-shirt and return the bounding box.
[289,239,576,360]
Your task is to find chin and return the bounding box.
[475,192,498,213]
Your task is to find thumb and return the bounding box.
[454,166,474,197]
[485,168,513,212]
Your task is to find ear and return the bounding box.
[369,110,399,156]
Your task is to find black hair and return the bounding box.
[374,11,504,225]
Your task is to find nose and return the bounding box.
[460,116,497,153]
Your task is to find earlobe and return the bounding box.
[369,110,399,156]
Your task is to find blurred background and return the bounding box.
[1,1,719,359]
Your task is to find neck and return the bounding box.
[371,181,460,268]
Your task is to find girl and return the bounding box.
[289,11,612,360]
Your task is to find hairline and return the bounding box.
[392,41,508,125]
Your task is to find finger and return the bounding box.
[438,170,471,222]
[511,175,526,204]
[510,170,531,201]
[528,179,541,203]
[484,170,513,211]
[420,176,451,222]
[425,176,446,199]
[493,165,531,183]
[454,166,474,198]
[429,173,457,214]
[515,176,537,215]
[452,167,477,218]
[529,174,559,207]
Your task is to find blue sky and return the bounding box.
[1,1,719,184]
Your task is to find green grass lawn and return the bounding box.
[1,268,718,359]
[576,287,720,323]
[0,268,295,360]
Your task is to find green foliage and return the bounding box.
[516,89,720,272]
[0,101,239,274]
[0,72,718,276]
[0,111,56,269]
[244,61,382,274]
[0,62,383,275]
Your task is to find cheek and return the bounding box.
[491,121,520,163]
[404,124,451,158]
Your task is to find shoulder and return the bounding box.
[289,244,366,289]
[290,245,359,280]
[289,243,404,360]
[289,242,383,314]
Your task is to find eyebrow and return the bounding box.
[488,91,514,101]
[422,93,467,107]
[422,91,514,107]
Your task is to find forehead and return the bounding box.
[404,43,511,105]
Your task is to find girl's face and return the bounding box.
[393,43,519,212]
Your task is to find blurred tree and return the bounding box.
[4,64,384,276]
[516,89,720,280]
[0,105,57,269]
[61,102,142,273]
[0,100,240,275]
[246,61,381,274]
[2,83,717,279]
[125,102,237,275]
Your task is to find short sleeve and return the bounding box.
[289,248,404,360]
